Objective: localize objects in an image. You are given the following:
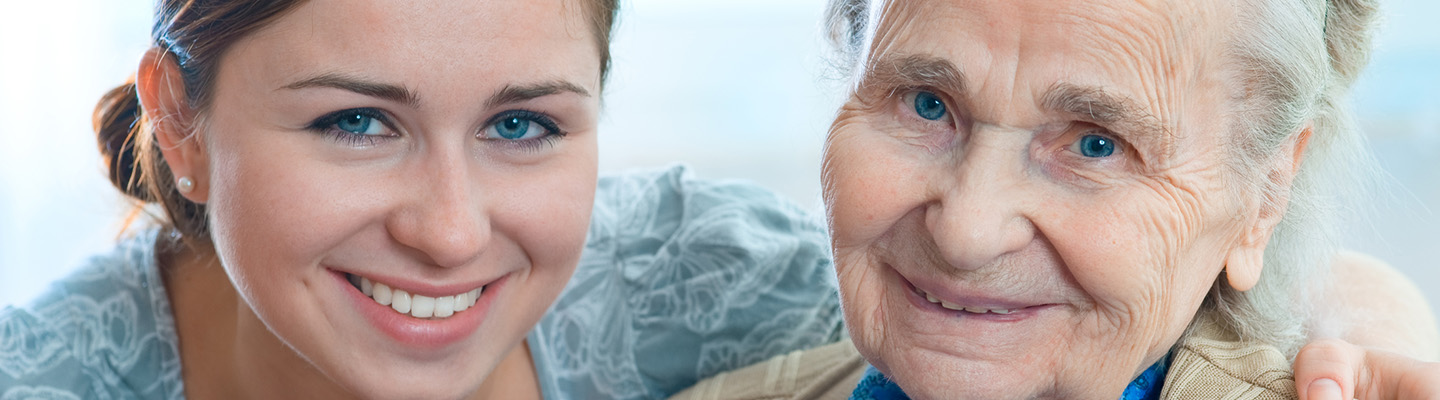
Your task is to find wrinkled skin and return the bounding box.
[821,1,1304,398]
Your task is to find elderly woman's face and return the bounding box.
[823,0,1272,398]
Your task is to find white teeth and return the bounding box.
[411,295,435,318]
[454,292,470,312]
[433,296,455,318]
[391,289,412,314]
[373,283,393,306]
[352,274,481,320]
[940,300,963,311]
[917,288,1016,315]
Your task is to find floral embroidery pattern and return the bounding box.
[529,166,846,400]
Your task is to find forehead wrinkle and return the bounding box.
[1041,82,1175,161]
[1043,4,1192,164]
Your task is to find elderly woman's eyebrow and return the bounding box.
[485,81,591,108]
[857,53,967,98]
[281,73,420,107]
[1041,83,1175,156]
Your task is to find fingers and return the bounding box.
[1297,338,1440,400]
[1377,351,1440,400]
[1307,378,1343,400]
[1294,338,1361,400]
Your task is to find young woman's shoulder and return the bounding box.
[529,165,846,400]
[0,229,184,399]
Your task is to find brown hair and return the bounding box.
[95,0,620,244]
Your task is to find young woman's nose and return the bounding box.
[386,152,491,269]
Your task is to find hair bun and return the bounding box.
[93,79,152,201]
[1324,0,1380,90]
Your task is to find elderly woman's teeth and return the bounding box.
[353,276,481,319]
[917,288,1012,315]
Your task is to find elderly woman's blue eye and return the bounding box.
[913,91,947,121]
[1075,134,1116,158]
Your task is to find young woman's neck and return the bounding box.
[161,239,542,399]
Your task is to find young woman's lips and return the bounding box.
[329,269,502,350]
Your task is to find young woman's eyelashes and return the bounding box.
[479,109,566,151]
[307,107,398,147]
[305,107,567,151]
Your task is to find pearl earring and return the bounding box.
[177,176,195,193]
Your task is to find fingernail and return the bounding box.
[1307,378,1342,400]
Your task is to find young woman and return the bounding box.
[0,0,844,398]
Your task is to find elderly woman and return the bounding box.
[675,0,1437,399]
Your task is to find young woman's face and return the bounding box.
[191,0,599,396]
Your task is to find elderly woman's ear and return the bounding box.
[1226,126,1314,292]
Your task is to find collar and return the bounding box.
[850,354,1171,400]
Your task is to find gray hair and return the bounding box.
[823,0,1382,357]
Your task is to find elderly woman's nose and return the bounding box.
[386,156,492,269]
[923,138,1036,271]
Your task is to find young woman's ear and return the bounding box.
[136,47,210,204]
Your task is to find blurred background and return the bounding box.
[1,1,1436,327]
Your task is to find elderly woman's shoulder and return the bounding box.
[669,339,865,400]
[670,323,1307,400]
[1318,251,1440,359]
[1162,316,1298,399]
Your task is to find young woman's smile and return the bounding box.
[147,0,605,397]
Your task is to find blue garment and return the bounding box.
[850,355,1172,400]
[0,165,845,400]
[528,166,846,399]
[0,229,182,400]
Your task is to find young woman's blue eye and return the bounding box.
[1074,134,1116,158]
[307,108,394,146]
[491,116,537,140]
[482,110,562,141]
[913,91,947,121]
[334,112,385,136]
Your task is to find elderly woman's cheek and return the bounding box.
[824,133,922,244]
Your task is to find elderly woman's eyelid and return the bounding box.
[1041,83,1175,160]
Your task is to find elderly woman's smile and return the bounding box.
[820,0,1331,398]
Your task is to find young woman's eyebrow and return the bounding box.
[280,73,420,107]
[485,81,591,108]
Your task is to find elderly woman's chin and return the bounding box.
[837,252,1180,400]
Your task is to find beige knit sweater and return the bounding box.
[671,318,1297,400]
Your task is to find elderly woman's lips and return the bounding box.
[915,287,1018,314]
[895,269,1059,318]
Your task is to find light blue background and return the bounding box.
[1,0,1436,332]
